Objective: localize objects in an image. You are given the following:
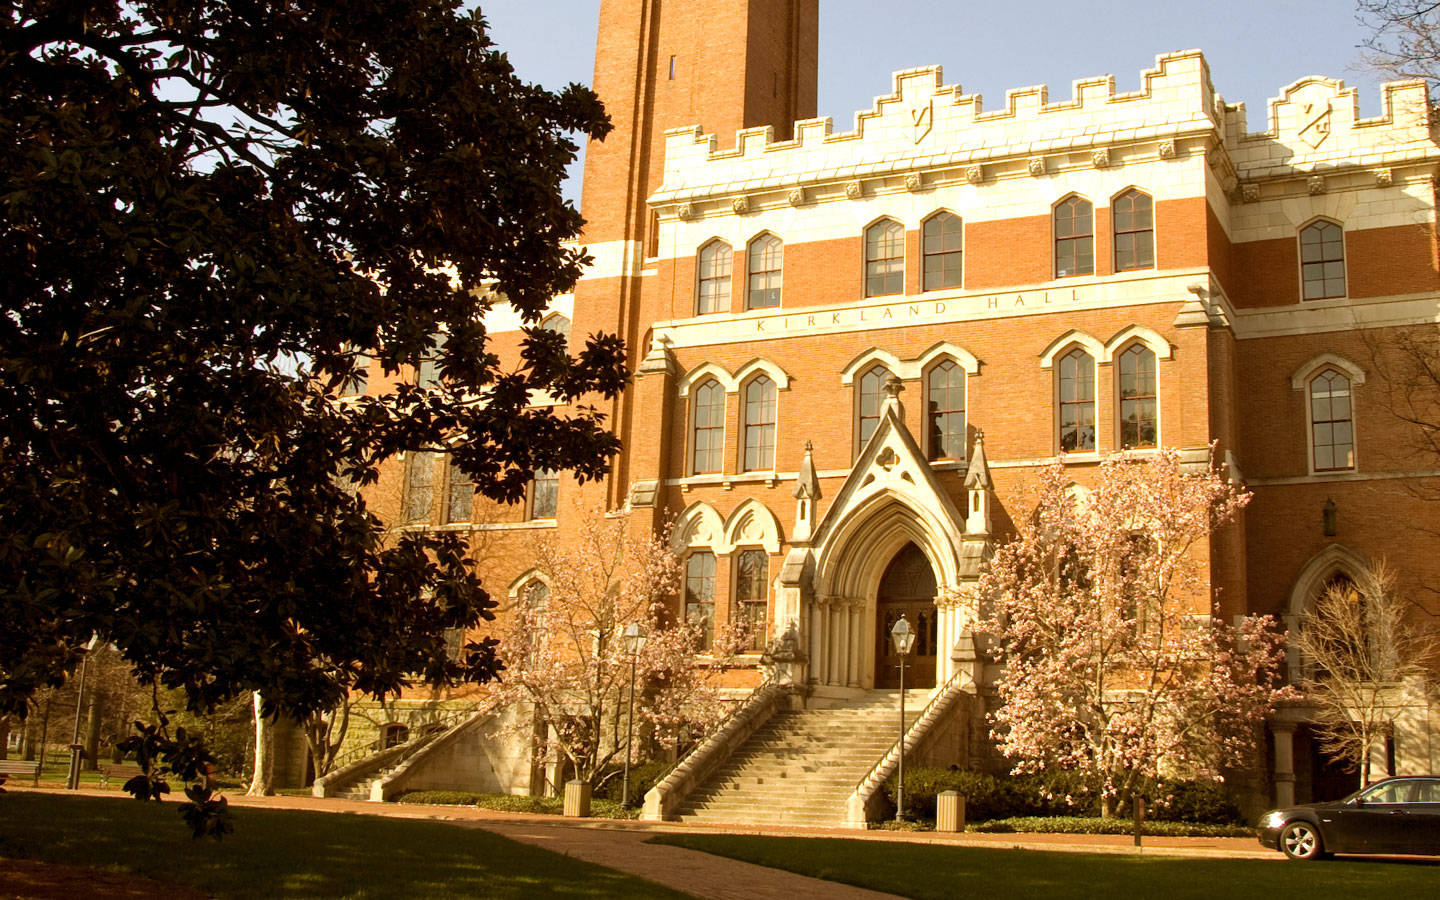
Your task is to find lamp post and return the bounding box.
[890,615,915,822]
[621,622,647,808]
[66,635,101,791]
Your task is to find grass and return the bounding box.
[0,792,688,899]
[394,789,640,819]
[647,834,1440,900]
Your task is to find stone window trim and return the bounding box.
[539,313,571,342]
[1111,187,1155,273]
[502,570,553,612]
[863,216,906,298]
[746,232,783,311]
[1054,346,1098,454]
[733,547,770,652]
[1298,218,1348,302]
[528,467,559,520]
[1039,326,1169,368]
[1292,354,1363,475]
[1114,341,1159,450]
[1053,194,1095,279]
[921,209,964,292]
[696,238,733,315]
[840,342,979,384]
[677,358,792,398]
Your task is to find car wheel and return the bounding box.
[1280,821,1326,860]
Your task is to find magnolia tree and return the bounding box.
[493,505,750,791]
[1296,561,1436,785]
[978,450,1294,816]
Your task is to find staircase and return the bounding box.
[334,761,404,801]
[675,690,926,827]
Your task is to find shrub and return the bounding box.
[390,790,641,819]
[969,816,1252,837]
[594,759,673,807]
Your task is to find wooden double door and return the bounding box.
[873,543,938,689]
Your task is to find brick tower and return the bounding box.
[572,0,819,506]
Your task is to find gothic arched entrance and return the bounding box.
[874,543,938,688]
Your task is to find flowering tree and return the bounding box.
[1296,561,1436,785]
[978,450,1294,816]
[493,505,751,790]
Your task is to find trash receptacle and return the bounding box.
[564,779,592,817]
[937,790,966,832]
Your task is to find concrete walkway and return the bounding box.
[12,786,1277,899]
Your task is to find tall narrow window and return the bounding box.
[691,379,724,474]
[747,234,783,309]
[922,212,963,290]
[339,351,368,397]
[743,376,777,471]
[529,468,558,519]
[416,334,446,389]
[402,451,437,523]
[1310,370,1354,471]
[1054,196,1094,278]
[865,219,905,297]
[857,365,889,451]
[1113,190,1154,272]
[735,550,769,651]
[1058,349,1096,452]
[697,240,731,314]
[1300,220,1346,300]
[443,455,474,524]
[685,551,716,649]
[926,360,966,460]
[1118,345,1158,449]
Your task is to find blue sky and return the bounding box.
[480,2,1391,205]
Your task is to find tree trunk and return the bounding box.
[0,716,9,760]
[83,691,102,771]
[1101,794,1115,818]
[247,692,274,797]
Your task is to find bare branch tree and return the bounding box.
[1296,561,1437,784]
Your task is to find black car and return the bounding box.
[1258,776,1440,860]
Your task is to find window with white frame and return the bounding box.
[865,219,905,297]
[697,240,732,314]
[685,551,716,650]
[1112,189,1154,272]
[1058,348,1096,452]
[529,468,558,519]
[742,376,776,471]
[1054,196,1094,278]
[734,549,768,651]
[857,364,889,452]
[1117,344,1157,449]
[747,234,782,310]
[926,360,966,460]
[402,451,438,523]
[1300,220,1346,301]
[922,212,963,290]
[443,455,474,524]
[691,378,725,474]
[1309,369,1354,471]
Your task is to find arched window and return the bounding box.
[685,551,716,650]
[529,468,558,519]
[734,549,768,651]
[926,360,966,460]
[1054,196,1094,278]
[697,240,732,314]
[922,212,963,290]
[742,376,776,471]
[539,313,570,339]
[691,378,725,474]
[443,454,474,524]
[1113,189,1154,272]
[747,234,783,309]
[857,365,889,452]
[381,723,410,749]
[1309,369,1354,471]
[865,219,905,297]
[1117,344,1158,449]
[1300,220,1346,300]
[1058,348,1096,452]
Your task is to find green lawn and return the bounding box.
[0,792,689,899]
[648,834,1440,900]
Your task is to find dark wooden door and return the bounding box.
[874,543,938,689]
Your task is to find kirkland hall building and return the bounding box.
[302,1,1440,823]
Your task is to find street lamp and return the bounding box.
[67,635,102,791]
[621,622,647,808]
[890,615,915,822]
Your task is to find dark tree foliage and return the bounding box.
[0,2,621,721]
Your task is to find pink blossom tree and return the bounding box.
[492,504,751,791]
[978,450,1294,817]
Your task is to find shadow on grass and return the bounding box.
[0,793,688,899]
[647,834,1440,900]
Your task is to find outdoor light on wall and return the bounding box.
[890,615,915,822]
[621,622,647,808]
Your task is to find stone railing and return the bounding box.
[313,736,426,799]
[641,681,788,821]
[372,701,501,801]
[842,673,970,827]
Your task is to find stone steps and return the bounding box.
[673,690,927,826]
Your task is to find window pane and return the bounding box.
[444,456,473,524]
[922,213,963,291]
[866,220,905,297]
[698,242,732,314]
[686,552,716,650]
[530,469,558,518]
[692,380,724,473]
[1299,222,1345,300]
[858,366,887,450]
[926,361,966,459]
[403,451,436,523]
[747,235,783,309]
[1059,350,1095,451]
[735,549,768,650]
[744,377,776,470]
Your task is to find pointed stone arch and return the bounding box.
[724,499,783,554]
[1284,543,1372,677]
[673,501,727,552]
